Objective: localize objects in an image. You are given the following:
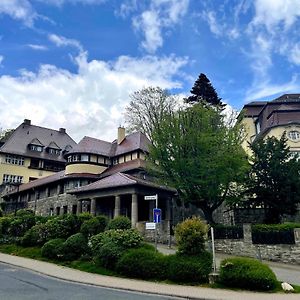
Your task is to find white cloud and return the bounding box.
[252,0,300,31]
[27,44,48,51]
[0,53,187,142]
[133,11,162,54]
[38,0,106,6]
[131,0,189,53]
[0,0,36,26]
[245,75,299,102]
[48,34,83,52]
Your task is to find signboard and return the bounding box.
[153,208,161,223]
[146,222,156,230]
[144,195,158,200]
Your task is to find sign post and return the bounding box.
[144,194,160,251]
[211,227,217,273]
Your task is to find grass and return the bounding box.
[0,243,299,294]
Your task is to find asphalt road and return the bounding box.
[0,263,179,300]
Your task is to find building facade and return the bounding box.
[0,119,76,191]
[3,127,176,228]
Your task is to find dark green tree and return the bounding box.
[148,103,248,224]
[247,135,300,223]
[185,73,224,107]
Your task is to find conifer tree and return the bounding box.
[185,73,225,107]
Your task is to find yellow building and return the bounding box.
[240,94,300,156]
[0,119,76,190]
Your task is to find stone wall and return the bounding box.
[27,193,77,216]
[214,224,300,265]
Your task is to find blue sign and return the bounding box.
[153,208,161,223]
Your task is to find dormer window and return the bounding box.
[48,148,60,155]
[288,130,300,141]
[29,145,43,152]
[28,138,44,152]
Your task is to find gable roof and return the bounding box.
[0,120,76,162]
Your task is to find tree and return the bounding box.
[124,86,177,141]
[247,135,300,223]
[185,73,224,107]
[148,103,248,224]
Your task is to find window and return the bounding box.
[29,145,43,152]
[113,157,119,165]
[81,154,89,162]
[5,155,24,166]
[2,174,23,184]
[48,148,60,155]
[288,130,300,141]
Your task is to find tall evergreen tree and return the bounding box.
[185,73,224,107]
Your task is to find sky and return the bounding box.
[1,0,300,142]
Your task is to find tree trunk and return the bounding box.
[201,206,215,225]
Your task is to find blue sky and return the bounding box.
[1,0,300,141]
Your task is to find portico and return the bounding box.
[69,172,176,227]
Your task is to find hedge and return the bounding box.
[219,257,277,291]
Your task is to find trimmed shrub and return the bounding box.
[80,217,105,237]
[107,216,131,230]
[21,223,48,246]
[77,213,92,225]
[60,233,88,261]
[41,238,65,259]
[175,217,208,255]
[117,248,167,280]
[219,257,277,291]
[0,217,13,235]
[167,251,212,283]
[16,209,34,217]
[90,229,143,269]
[95,215,108,232]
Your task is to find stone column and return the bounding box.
[90,198,96,216]
[131,193,138,228]
[76,200,82,215]
[114,195,121,218]
[294,228,300,245]
[243,224,252,243]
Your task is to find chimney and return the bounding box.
[23,119,31,125]
[118,127,125,144]
[59,128,66,134]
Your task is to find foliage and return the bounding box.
[21,223,48,246]
[0,217,13,235]
[77,212,93,224]
[89,229,143,269]
[80,217,105,237]
[219,257,277,291]
[116,248,167,280]
[95,215,108,232]
[60,233,88,261]
[175,217,208,255]
[124,86,176,141]
[247,135,300,223]
[149,103,248,223]
[167,252,212,283]
[107,216,131,230]
[0,209,2,218]
[252,224,299,244]
[185,73,224,107]
[41,238,65,259]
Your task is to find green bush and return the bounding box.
[21,223,48,246]
[107,216,131,230]
[175,217,208,255]
[0,217,13,235]
[80,217,105,237]
[60,233,88,261]
[90,229,143,269]
[252,223,300,232]
[117,248,167,280]
[219,257,277,291]
[167,251,212,283]
[77,213,92,225]
[139,242,156,251]
[95,215,108,232]
[16,209,34,217]
[41,238,65,259]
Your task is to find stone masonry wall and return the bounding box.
[214,224,300,265]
